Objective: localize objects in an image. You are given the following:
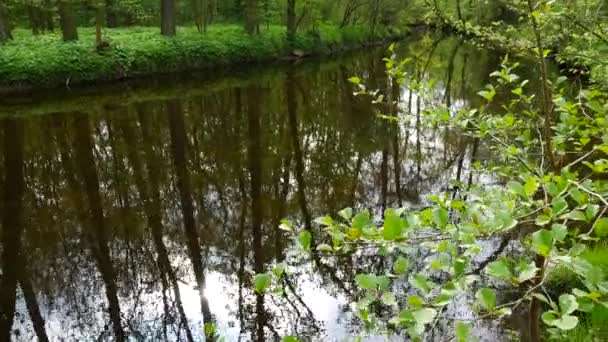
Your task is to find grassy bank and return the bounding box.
[0,24,404,92]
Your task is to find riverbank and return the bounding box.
[0,24,405,94]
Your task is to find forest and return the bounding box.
[0,0,607,342]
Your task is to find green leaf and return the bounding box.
[551,197,568,216]
[551,224,568,241]
[531,229,554,256]
[586,204,599,221]
[535,214,551,226]
[408,295,424,308]
[563,210,588,222]
[476,288,496,312]
[559,294,578,315]
[282,337,299,342]
[508,181,526,198]
[552,315,579,330]
[381,292,397,306]
[456,322,472,342]
[594,218,608,237]
[355,274,377,291]
[524,177,539,197]
[376,276,391,292]
[433,207,449,229]
[298,230,312,251]
[383,209,402,240]
[577,296,595,312]
[254,273,272,294]
[316,243,333,252]
[411,308,437,324]
[352,211,370,229]
[338,208,353,220]
[272,263,286,278]
[204,322,217,337]
[348,76,361,85]
[314,216,333,226]
[411,274,433,295]
[542,311,558,325]
[393,256,409,274]
[486,259,513,281]
[516,261,538,283]
[279,219,294,232]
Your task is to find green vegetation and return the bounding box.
[253,1,608,342]
[0,0,414,90]
[0,0,607,341]
[0,23,402,89]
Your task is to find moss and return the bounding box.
[0,24,405,91]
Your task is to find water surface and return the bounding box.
[0,35,527,341]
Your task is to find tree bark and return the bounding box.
[0,0,13,42]
[105,0,117,27]
[119,112,195,342]
[58,0,79,41]
[20,276,50,342]
[0,119,25,341]
[245,0,257,34]
[167,100,213,325]
[72,115,124,341]
[161,0,176,36]
[287,0,296,44]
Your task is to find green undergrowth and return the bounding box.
[548,305,608,341]
[0,24,404,90]
[545,245,608,341]
[546,244,608,294]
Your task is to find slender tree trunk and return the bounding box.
[246,85,267,342]
[28,4,41,35]
[287,0,296,44]
[105,0,117,27]
[20,276,50,342]
[95,4,103,46]
[58,0,79,41]
[161,0,176,36]
[456,0,463,21]
[0,0,13,42]
[119,113,195,342]
[380,147,388,211]
[44,0,54,31]
[245,0,257,34]
[0,119,25,341]
[72,116,124,341]
[193,0,204,32]
[167,100,213,325]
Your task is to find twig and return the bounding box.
[568,180,608,206]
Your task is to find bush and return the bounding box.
[0,24,405,90]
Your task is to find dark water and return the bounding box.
[0,35,528,341]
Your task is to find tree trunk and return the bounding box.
[0,0,13,42]
[287,0,296,44]
[167,100,213,325]
[119,112,195,342]
[95,4,103,47]
[456,0,463,21]
[58,0,79,41]
[245,0,257,34]
[161,0,176,36]
[20,276,50,342]
[105,0,117,27]
[72,116,125,341]
[193,0,204,32]
[0,119,25,341]
[44,0,53,31]
[28,4,41,35]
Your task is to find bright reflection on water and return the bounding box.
[0,34,537,341]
